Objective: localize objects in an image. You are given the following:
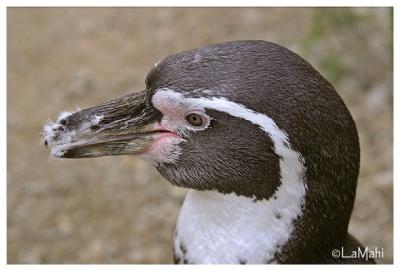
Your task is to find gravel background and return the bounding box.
[7,7,393,264]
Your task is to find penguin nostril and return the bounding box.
[59,119,67,125]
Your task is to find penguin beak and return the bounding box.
[43,90,166,158]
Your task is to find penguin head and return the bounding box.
[43,41,359,222]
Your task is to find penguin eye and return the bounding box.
[186,113,203,127]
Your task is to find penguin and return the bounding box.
[43,40,374,264]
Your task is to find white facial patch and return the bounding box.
[153,89,307,263]
[151,90,211,137]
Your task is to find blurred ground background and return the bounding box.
[7,7,393,264]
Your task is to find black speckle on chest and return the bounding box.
[173,240,191,264]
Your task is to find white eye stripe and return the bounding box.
[154,88,306,199]
[151,90,212,136]
[154,88,306,185]
[152,88,306,194]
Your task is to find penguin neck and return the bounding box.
[174,185,306,264]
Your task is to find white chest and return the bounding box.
[174,189,305,264]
